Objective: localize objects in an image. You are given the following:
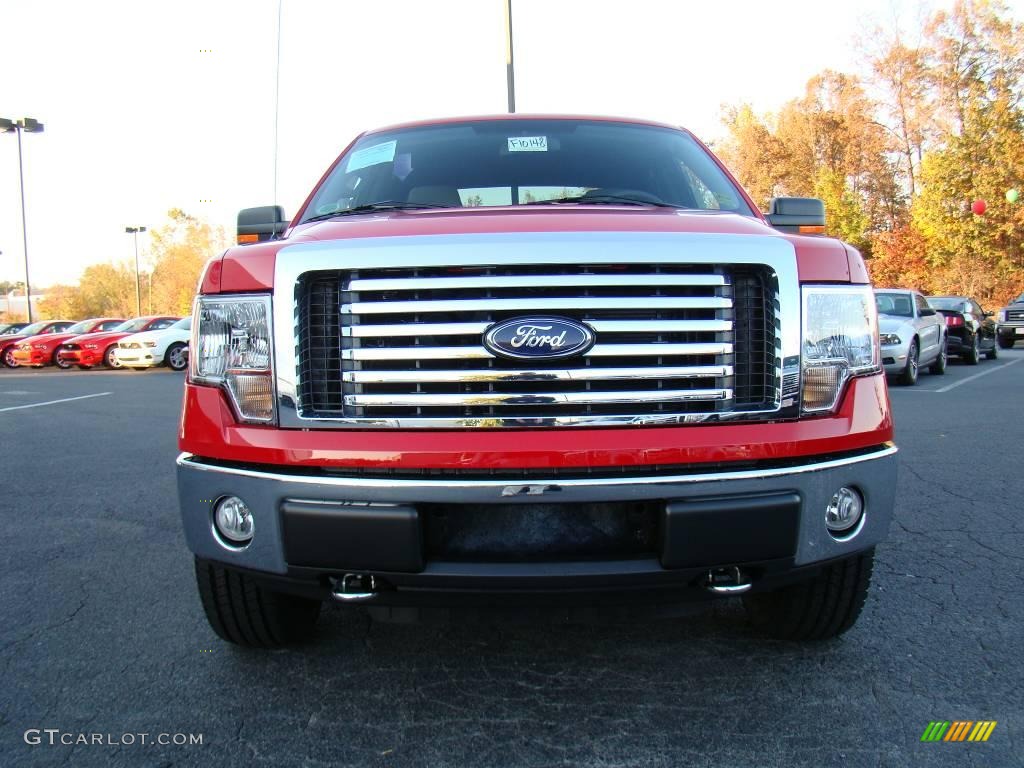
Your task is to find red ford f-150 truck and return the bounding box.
[177,115,896,648]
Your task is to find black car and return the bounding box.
[997,292,1024,349]
[926,296,998,364]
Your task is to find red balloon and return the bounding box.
[972,199,987,215]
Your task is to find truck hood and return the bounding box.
[209,207,862,293]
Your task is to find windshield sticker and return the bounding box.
[508,136,548,152]
[346,140,397,172]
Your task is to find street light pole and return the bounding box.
[1,117,44,323]
[504,0,516,113]
[125,226,147,317]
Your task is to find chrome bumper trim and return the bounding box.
[176,445,896,493]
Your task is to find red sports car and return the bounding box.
[11,317,125,369]
[1,320,76,368]
[59,316,181,369]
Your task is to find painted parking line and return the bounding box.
[0,392,112,413]
[934,357,1024,392]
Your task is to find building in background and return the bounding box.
[0,291,45,320]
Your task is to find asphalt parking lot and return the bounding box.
[1,352,1022,768]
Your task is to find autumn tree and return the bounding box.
[717,105,789,210]
[148,209,228,316]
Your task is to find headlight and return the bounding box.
[999,309,1008,323]
[191,294,275,423]
[143,341,158,348]
[802,285,880,413]
[878,333,901,346]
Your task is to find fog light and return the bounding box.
[826,487,864,536]
[213,496,254,547]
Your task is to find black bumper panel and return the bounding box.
[661,492,800,568]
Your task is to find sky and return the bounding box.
[2,0,1022,289]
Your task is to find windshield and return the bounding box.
[113,318,152,333]
[875,292,914,318]
[926,297,968,311]
[15,321,49,336]
[65,319,97,334]
[301,119,754,222]
[171,317,192,331]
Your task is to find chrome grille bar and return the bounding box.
[342,342,733,361]
[348,273,728,291]
[345,389,733,407]
[343,319,733,338]
[343,365,733,384]
[343,296,733,314]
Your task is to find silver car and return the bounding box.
[874,289,947,385]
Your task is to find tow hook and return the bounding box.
[703,566,752,595]
[331,573,378,602]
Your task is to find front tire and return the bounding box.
[104,345,122,369]
[53,350,71,370]
[743,548,875,641]
[986,340,998,360]
[165,342,188,372]
[2,347,19,368]
[194,557,321,648]
[998,335,1015,349]
[898,339,919,385]
[964,333,981,365]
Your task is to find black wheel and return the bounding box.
[104,345,122,369]
[998,335,1015,349]
[76,364,93,371]
[165,342,188,372]
[898,339,919,385]
[194,557,321,648]
[964,333,980,365]
[2,347,19,368]
[743,548,875,641]
[52,349,71,370]
[986,340,998,360]
[928,339,947,375]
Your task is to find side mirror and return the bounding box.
[237,205,288,245]
[766,197,826,235]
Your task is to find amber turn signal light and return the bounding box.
[798,225,826,235]
[237,233,259,244]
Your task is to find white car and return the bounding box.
[114,316,191,371]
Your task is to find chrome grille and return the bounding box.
[1007,309,1024,321]
[294,263,779,427]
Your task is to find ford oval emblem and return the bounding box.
[483,316,595,360]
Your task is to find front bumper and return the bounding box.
[881,342,909,374]
[176,445,898,605]
[113,348,158,366]
[60,349,102,366]
[12,349,45,365]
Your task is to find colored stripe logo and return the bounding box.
[921,721,997,742]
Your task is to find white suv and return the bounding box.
[114,316,191,371]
